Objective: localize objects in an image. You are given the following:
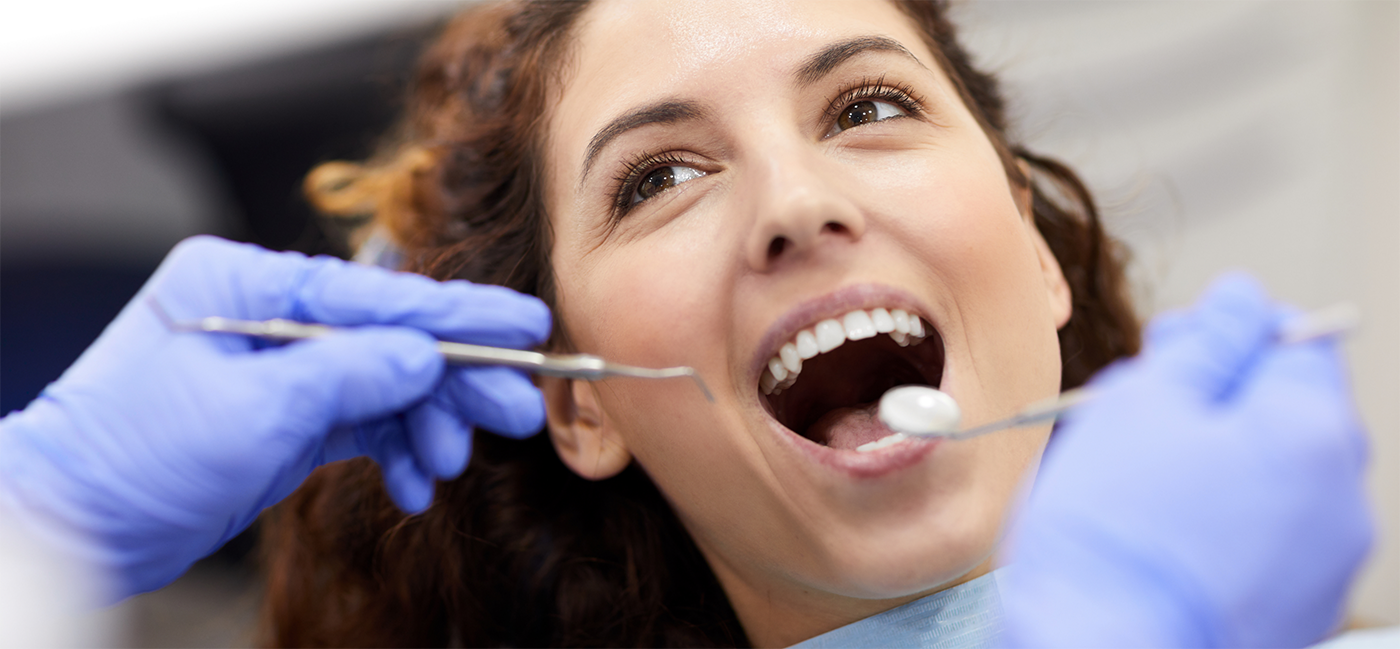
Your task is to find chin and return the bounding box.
[805,494,1003,600]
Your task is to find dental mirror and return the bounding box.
[877,385,961,437]
[861,302,1362,453]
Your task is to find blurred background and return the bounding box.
[1,0,1396,644]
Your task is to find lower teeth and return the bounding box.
[856,432,909,453]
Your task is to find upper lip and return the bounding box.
[749,283,935,387]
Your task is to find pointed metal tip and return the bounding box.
[688,371,716,403]
[603,364,714,402]
[663,366,715,403]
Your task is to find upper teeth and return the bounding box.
[761,307,929,396]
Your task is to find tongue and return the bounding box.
[806,403,897,451]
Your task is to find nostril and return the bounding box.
[822,221,848,236]
[767,236,788,260]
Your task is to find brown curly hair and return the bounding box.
[261,1,1140,646]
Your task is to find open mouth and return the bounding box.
[759,308,944,451]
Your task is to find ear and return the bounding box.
[540,376,632,480]
[1015,158,1073,330]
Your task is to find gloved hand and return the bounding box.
[0,236,551,601]
[1001,275,1372,648]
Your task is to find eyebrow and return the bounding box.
[578,35,924,186]
[795,35,925,86]
[580,100,706,185]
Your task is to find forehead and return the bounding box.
[573,0,930,75]
[548,0,943,176]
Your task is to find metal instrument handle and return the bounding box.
[148,297,713,400]
[917,302,1361,441]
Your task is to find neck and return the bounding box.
[710,555,996,648]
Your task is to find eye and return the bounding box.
[632,165,706,204]
[826,99,909,137]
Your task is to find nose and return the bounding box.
[743,149,866,272]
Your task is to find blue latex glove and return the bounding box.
[0,236,551,600]
[1002,275,1373,648]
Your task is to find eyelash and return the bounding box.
[610,77,927,217]
[611,150,697,215]
[821,75,926,133]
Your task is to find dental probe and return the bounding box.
[860,302,1361,451]
[147,298,714,402]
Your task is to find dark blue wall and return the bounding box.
[2,264,157,414]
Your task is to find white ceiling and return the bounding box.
[0,0,456,111]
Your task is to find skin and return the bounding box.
[539,1,1073,646]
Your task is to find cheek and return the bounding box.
[564,220,725,364]
[863,142,1063,402]
[850,134,1023,252]
[553,212,783,533]
[552,210,742,461]
[868,145,1041,305]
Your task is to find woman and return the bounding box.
[268,0,1138,645]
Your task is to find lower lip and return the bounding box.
[766,417,940,479]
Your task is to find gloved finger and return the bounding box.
[247,327,445,427]
[365,422,437,513]
[145,236,316,321]
[1146,273,1276,401]
[323,418,403,464]
[437,366,546,438]
[292,259,551,348]
[1235,339,1367,469]
[405,399,474,479]
[149,236,551,349]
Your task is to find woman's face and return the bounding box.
[541,0,1071,642]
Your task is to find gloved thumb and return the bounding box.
[1146,273,1277,402]
[245,327,446,428]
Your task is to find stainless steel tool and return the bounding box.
[865,302,1361,447]
[148,298,714,402]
